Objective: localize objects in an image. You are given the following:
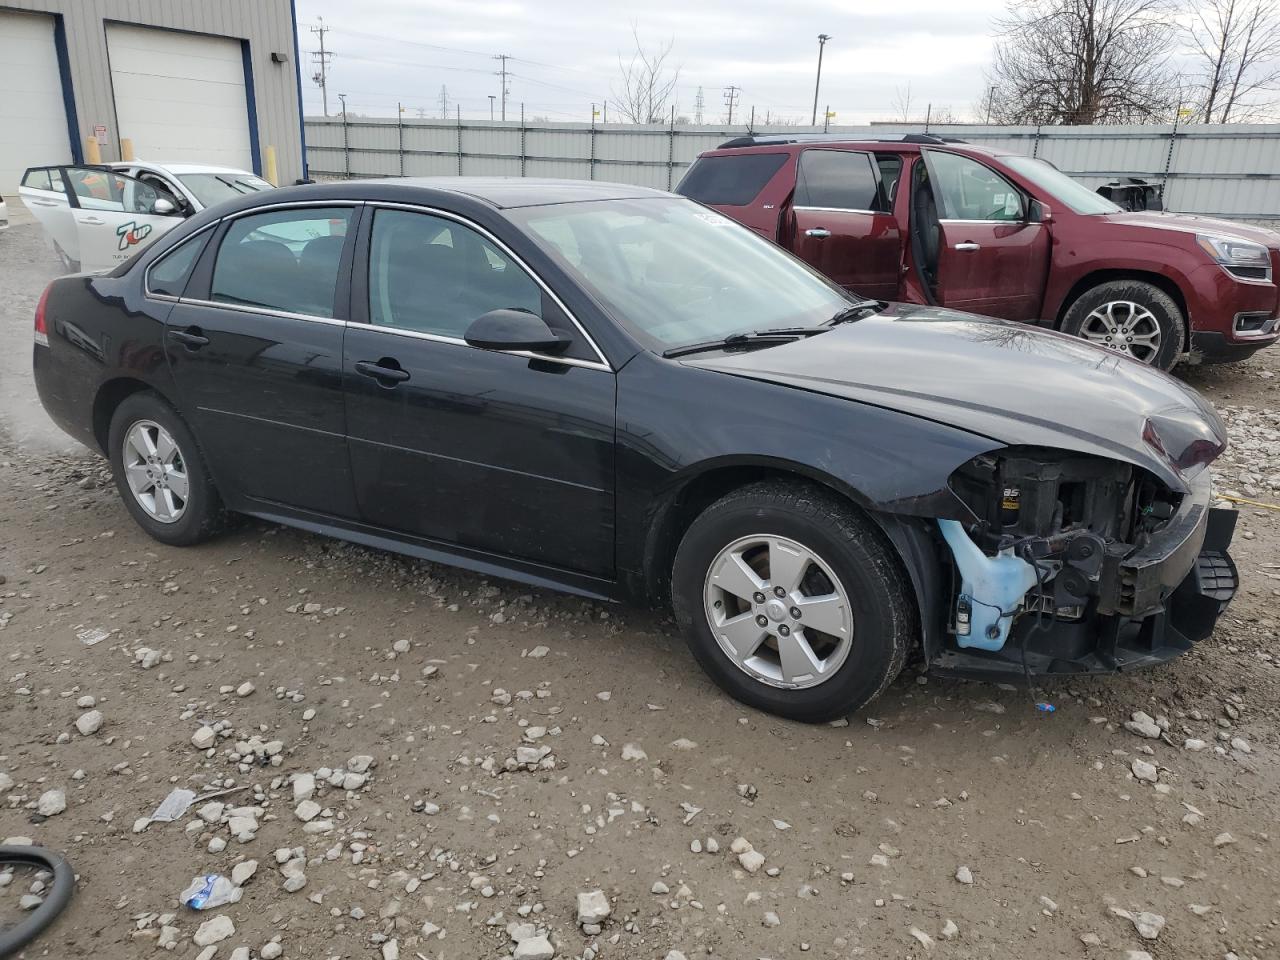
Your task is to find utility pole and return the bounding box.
[723,85,740,125]
[985,85,996,124]
[310,18,332,117]
[438,85,450,120]
[811,33,831,126]
[489,95,496,121]
[493,53,511,121]
[694,86,704,124]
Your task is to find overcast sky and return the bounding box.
[294,0,1007,125]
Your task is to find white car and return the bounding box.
[18,161,274,272]
[0,193,9,231]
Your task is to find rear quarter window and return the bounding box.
[676,153,788,206]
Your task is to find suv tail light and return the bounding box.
[34,282,52,346]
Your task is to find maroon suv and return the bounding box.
[677,134,1280,370]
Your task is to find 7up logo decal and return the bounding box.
[116,220,154,251]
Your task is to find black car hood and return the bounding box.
[685,304,1227,492]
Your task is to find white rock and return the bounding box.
[1124,712,1161,738]
[292,773,315,803]
[739,850,766,873]
[283,873,307,893]
[941,919,959,940]
[513,934,555,960]
[37,789,66,817]
[75,710,103,736]
[620,743,647,761]
[909,927,934,949]
[527,645,550,658]
[1183,738,1207,751]
[955,865,974,885]
[232,859,258,885]
[261,943,283,960]
[1214,832,1236,847]
[76,695,96,708]
[1131,758,1158,783]
[229,948,250,960]
[294,799,321,822]
[665,952,689,960]
[392,638,411,653]
[193,915,235,947]
[347,755,374,773]
[236,681,255,697]
[651,881,670,894]
[670,738,698,750]
[762,911,781,927]
[576,889,611,924]
[1230,737,1252,754]
[0,773,12,792]
[381,939,400,960]
[1132,911,1165,940]
[192,726,216,749]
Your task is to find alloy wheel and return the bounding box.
[121,420,189,523]
[702,534,853,689]
[1080,300,1162,363]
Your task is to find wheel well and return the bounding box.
[645,465,874,605]
[1055,270,1190,349]
[92,378,155,454]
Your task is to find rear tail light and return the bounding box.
[34,282,52,346]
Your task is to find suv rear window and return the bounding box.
[796,150,884,211]
[677,153,787,206]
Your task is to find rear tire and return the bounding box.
[1060,280,1184,370]
[671,481,916,723]
[107,392,225,546]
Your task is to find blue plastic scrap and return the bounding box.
[937,519,1038,652]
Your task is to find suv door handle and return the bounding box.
[354,359,410,384]
[954,241,981,251]
[804,228,831,238]
[76,216,106,225]
[28,199,59,207]
[168,327,210,349]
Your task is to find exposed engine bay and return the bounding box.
[930,447,1238,680]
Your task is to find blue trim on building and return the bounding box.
[241,39,263,175]
[50,13,83,163]
[288,0,309,180]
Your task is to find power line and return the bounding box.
[310,18,333,117]
[723,85,741,125]
[493,53,512,122]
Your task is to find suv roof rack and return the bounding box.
[717,133,966,149]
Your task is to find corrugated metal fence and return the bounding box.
[304,117,1280,221]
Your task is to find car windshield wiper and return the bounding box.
[825,299,883,326]
[662,326,827,359]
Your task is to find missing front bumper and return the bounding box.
[930,506,1238,682]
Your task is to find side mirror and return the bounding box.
[1029,199,1053,224]
[153,197,177,216]
[464,309,570,354]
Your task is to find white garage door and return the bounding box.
[0,11,72,195]
[106,24,254,171]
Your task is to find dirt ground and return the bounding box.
[1,217,1278,960]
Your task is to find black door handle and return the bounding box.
[354,359,410,384]
[168,327,209,349]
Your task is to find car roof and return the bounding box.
[109,161,262,176]
[700,136,1009,160]
[386,177,672,208]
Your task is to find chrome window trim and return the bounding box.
[938,218,1032,225]
[792,205,883,215]
[143,223,217,302]
[364,201,612,371]
[179,297,348,326]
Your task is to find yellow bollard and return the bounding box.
[264,145,279,186]
[120,138,134,161]
[84,136,101,165]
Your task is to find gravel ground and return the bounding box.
[1,220,1278,960]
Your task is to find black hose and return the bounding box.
[0,846,75,957]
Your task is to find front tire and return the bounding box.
[1060,280,1184,370]
[107,392,225,546]
[672,482,916,723]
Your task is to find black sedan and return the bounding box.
[31,178,1238,722]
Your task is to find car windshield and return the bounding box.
[177,172,274,208]
[511,197,854,352]
[1001,156,1122,215]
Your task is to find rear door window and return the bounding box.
[147,231,211,298]
[795,150,883,211]
[22,168,64,193]
[676,153,788,206]
[210,208,353,317]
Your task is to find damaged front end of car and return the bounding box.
[925,446,1238,681]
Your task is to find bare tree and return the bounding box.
[1187,0,1280,122]
[611,28,680,124]
[891,83,915,122]
[985,0,1179,124]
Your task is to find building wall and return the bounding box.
[2,0,306,184]
[306,117,1280,222]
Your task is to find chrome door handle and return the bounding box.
[77,216,106,225]
[954,241,981,251]
[805,228,831,238]
[29,199,58,207]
